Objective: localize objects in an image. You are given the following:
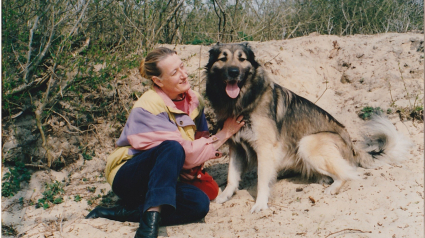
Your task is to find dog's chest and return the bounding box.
[231,119,256,144]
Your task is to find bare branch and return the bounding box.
[68,0,91,37]
[5,73,50,96]
[71,37,90,57]
[25,16,39,71]
[286,22,301,39]
[120,5,144,36]
[153,0,184,41]
[24,8,56,83]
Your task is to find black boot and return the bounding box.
[134,211,161,238]
[85,205,140,222]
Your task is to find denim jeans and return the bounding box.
[112,140,210,225]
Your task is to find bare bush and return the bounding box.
[1,0,423,169]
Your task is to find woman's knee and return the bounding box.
[159,140,185,157]
[189,188,210,219]
[196,192,210,218]
[155,140,185,165]
[177,183,210,219]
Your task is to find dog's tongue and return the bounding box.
[225,82,240,99]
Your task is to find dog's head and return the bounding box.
[205,43,259,99]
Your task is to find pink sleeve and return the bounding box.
[128,131,222,169]
[180,136,222,169]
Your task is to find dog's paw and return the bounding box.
[215,192,231,204]
[324,179,345,195]
[215,187,237,204]
[324,185,339,195]
[250,202,269,213]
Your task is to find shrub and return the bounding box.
[1,160,31,197]
[359,106,384,120]
[36,180,65,209]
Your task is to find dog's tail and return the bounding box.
[355,116,413,168]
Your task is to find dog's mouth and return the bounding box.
[225,81,240,99]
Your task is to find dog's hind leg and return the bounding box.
[215,143,247,204]
[297,133,359,195]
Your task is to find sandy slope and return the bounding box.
[2,33,424,238]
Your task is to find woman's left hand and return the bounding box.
[180,165,203,181]
[180,171,196,180]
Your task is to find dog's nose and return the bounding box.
[228,67,240,77]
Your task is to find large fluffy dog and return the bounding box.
[205,43,412,213]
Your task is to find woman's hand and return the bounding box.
[180,171,196,181]
[212,115,245,150]
[180,165,204,181]
[221,115,245,139]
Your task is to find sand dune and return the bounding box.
[2,33,423,238]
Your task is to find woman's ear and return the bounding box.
[152,76,163,88]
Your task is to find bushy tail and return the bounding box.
[355,116,413,168]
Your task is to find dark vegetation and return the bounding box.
[2,0,423,197]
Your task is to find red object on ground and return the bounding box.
[181,166,219,201]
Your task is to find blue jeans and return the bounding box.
[112,140,210,225]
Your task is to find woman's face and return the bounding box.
[153,53,190,100]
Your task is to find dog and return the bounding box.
[205,42,412,213]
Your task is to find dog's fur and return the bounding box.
[205,43,412,213]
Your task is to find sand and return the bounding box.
[2,32,424,238]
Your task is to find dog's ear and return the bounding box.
[205,46,221,70]
[244,44,260,68]
[240,42,249,47]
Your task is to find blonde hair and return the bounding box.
[139,47,176,81]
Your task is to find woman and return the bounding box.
[86,47,244,238]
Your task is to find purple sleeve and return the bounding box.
[116,107,220,168]
[116,108,177,147]
[195,109,209,133]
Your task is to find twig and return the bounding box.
[385,78,396,106]
[213,0,227,41]
[25,11,56,83]
[265,53,280,64]
[314,75,328,104]
[5,73,51,96]
[120,4,144,36]
[59,213,64,235]
[153,0,184,41]
[286,22,301,40]
[89,124,104,147]
[397,61,412,108]
[11,43,26,73]
[325,228,372,238]
[68,0,91,37]
[268,202,288,209]
[71,37,90,57]
[198,45,202,92]
[24,16,40,81]
[35,103,54,168]
[24,164,50,169]
[51,110,82,132]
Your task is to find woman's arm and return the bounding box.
[211,115,245,150]
[118,107,244,169]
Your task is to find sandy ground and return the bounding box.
[2,32,424,238]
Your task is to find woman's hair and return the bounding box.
[139,47,176,80]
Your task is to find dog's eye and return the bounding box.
[218,58,226,62]
[239,58,246,62]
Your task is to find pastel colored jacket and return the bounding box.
[105,86,222,186]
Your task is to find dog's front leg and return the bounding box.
[250,148,276,213]
[215,143,245,204]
